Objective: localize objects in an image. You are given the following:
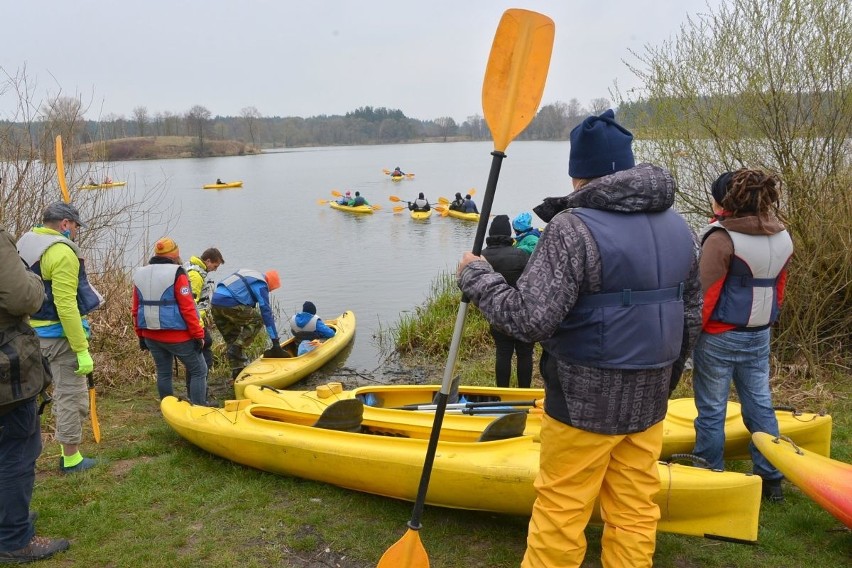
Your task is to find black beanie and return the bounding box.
[302,301,316,315]
[711,171,734,205]
[568,109,635,179]
[489,215,512,237]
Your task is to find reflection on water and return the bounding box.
[113,141,571,371]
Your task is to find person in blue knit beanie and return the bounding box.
[456,108,701,566]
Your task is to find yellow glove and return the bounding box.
[75,349,94,375]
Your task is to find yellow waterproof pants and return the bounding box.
[522,414,664,568]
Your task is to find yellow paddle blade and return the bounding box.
[55,135,70,203]
[406,173,415,178]
[331,190,342,197]
[317,199,330,205]
[389,195,404,202]
[372,204,382,210]
[383,168,391,175]
[468,188,476,196]
[482,9,554,152]
[393,205,405,213]
[437,197,450,205]
[377,529,429,568]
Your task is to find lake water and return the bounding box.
[110,141,572,373]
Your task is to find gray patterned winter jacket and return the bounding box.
[458,164,702,434]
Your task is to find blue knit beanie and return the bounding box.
[512,212,532,232]
[568,109,635,179]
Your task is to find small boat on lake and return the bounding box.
[409,209,432,220]
[242,382,833,460]
[161,395,762,542]
[203,181,243,189]
[233,311,356,398]
[80,181,127,189]
[329,201,373,214]
[446,208,480,222]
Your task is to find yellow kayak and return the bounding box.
[410,209,432,220]
[162,396,762,542]
[234,312,356,398]
[244,382,833,459]
[446,209,480,222]
[80,181,127,189]
[753,432,852,528]
[329,201,373,214]
[202,181,243,189]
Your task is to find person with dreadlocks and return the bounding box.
[691,168,794,504]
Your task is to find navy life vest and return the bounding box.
[542,207,694,369]
[16,232,103,321]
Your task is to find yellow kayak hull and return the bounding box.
[447,209,480,222]
[202,181,243,189]
[244,383,832,459]
[162,396,762,542]
[329,201,373,214]
[234,312,356,398]
[80,181,127,189]
[410,209,432,220]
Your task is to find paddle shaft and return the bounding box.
[397,399,539,411]
[407,150,504,530]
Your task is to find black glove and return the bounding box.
[139,337,148,351]
[194,338,204,352]
[264,338,288,358]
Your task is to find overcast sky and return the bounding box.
[2,0,722,123]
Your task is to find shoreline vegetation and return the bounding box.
[78,136,262,161]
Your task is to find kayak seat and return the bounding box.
[313,399,363,432]
[432,376,461,404]
[478,412,527,442]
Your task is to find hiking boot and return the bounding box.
[0,535,69,563]
[59,456,101,474]
[762,478,785,503]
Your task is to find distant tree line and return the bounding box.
[0,83,612,156]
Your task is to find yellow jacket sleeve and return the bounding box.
[41,242,89,353]
[187,269,207,323]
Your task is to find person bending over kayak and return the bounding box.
[409,192,431,212]
[347,191,369,207]
[211,268,284,381]
[289,301,336,356]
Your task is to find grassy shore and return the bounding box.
[79,136,261,161]
[28,273,851,567]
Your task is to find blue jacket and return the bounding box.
[289,312,336,342]
[212,269,278,340]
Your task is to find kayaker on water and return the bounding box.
[336,191,352,205]
[289,301,336,356]
[133,237,209,406]
[449,192,465,211]
[347,191,369,207]
[409,192,431,212]
[211,268,284,382]
[691,168,793,504]
[512,211,541,255]
[462,194,479,214]
[392,166,405,176]
[457,109,701,567]
[216,178,224,185]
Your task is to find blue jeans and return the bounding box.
[692,329,782,481]
[0,398,40,552]
[144,338,208,405]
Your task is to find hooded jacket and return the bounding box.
[458,163,702,434]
